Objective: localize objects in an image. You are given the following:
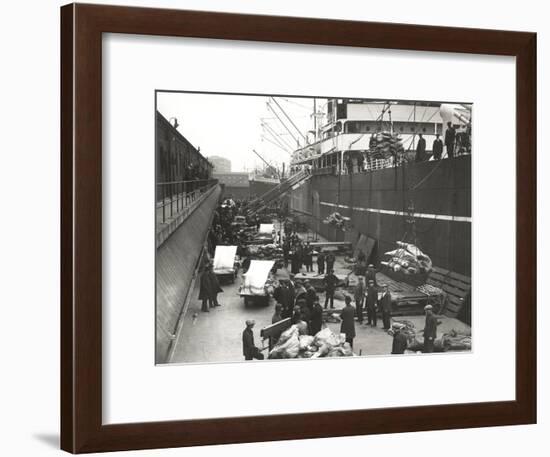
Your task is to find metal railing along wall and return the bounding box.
[156,179,218,224]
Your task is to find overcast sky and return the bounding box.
[157,91,325,172]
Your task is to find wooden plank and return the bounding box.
[429,272,470,289]
[427,278,470,296]
[431,266,471,283]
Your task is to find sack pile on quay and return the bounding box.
[268,326,354,359]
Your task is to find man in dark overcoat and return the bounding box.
[325,252,336,272]
[423,304,440,353]
[415,133,427,162]
[340,296,356,347]
[444,122,456,158]
[432,133,443,160]
[366,264,378,286]
[242,320,264,361]
[366,279,378,327]
[303,242,313,272]
[323,269,338,309]
[316,251,326,275]
[305,282,317,312]
[310,298,323,336]
[354,276,366,324]
[198,264,223,312]
[379,284,393,330]
[391,323,408,354]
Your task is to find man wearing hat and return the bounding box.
[323,269,338,309]
[366,264,378,286]
[366,279,378,327]
[310,297,324,336]
[432,133,443,160]
[198,263,223,312]
[423,304,440,353]
[242,320,264,361]
[379,284,393,330]
[305,281,317,312]
[353,275,366,324]
[294,280,307,304]
[325,252,336,273]
[340,296,356,348]
[316,250,326,275]
[391,323,408,354]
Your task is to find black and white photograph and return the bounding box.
[155,92,472,365]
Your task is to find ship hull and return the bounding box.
[290,155,471,276]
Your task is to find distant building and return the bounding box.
[214,172,249,199]
[208,156,231,174]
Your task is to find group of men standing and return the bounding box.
[415,121,462,162]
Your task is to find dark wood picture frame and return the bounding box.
[60,3,537,453]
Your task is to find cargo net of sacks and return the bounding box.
[367,131,407,162]
[381,241,433,286]
[268,326,354,359]
[322,212,350,231]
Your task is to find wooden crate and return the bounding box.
[427,267,471,317]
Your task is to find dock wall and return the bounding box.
[156,184,221,363]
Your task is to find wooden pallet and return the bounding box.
[427,266,471,317]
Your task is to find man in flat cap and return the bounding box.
[242,320,264,361]
[391,323,409,355]
[422,304,440,353]
[379,284,393,330]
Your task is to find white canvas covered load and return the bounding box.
[213,245,238,274]
[240,260,275,295]
[258,223,274,234]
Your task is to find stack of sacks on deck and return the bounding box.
[268,326,354,359]
[382,241,433,275]
[368,131,405,160]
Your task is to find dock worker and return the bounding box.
[423,304,440,353]
[269,304,284,350]
[326,252,336,272]
[282,239,291,267]
[323,269,338,309]
[340,296,356,348]
[379,284,393,330]
[274,281,293,318]
[354,275,366,324]
[291,245,303,274]
[303,242,313,272]
[366,264,378,286]
[366,279,378,327]
[242,320,264,361]
[294,280,307,304]
[432,133,443,160]
[391,323,408,354]
[316,250,326,275]
[310,298,324,336]
[305,281,317,311]
[415,133,427,162]
[198,263,223,312]
[444,121,456,158]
